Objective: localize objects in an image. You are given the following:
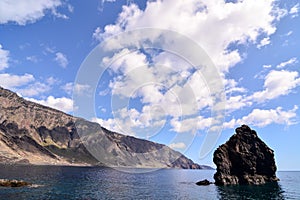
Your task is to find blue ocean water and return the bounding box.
[0,165,299,200]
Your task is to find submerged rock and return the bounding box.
[0,179,31,187]
[213,125,279,185]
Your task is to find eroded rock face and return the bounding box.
[0,86,209,169]
[213,125,279,185]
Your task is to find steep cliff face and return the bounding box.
[0,86,208,169]
[213,125,279,185]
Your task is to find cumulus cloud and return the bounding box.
[101,48,219,134]
[55,52,68,68]
[225,95,252,112]
[92,117,122,134]
[257,37,271,49]
[0,73,60,97]
[0,44,9,71]
[95,0,285,72]
[92,106,167,137]
[16,82,52,97]
[224,78,247,94]
[26,96,74,113]
[169,142,186,150]
[0,73,35,89]
[250,70,300,103]
[92,0,298,135]
[0,0,69,25]
[171,116,212,133]
[224,106,298,128]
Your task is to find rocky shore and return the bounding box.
[0,179,31,187]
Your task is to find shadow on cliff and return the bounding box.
[216,182,285,200]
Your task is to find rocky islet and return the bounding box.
[213,125,279,185]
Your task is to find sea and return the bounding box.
[0,165,299,200]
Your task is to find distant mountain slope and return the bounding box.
[0,86,211,169]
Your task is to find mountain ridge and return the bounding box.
[0,86,212,169]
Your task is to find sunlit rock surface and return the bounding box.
[0,86,210,169]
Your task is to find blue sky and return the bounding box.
[0,0,300,170]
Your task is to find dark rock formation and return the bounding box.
[0,179,31,187]
[213,125,279,185]
[0,86,209,169]
[196,179,212,186]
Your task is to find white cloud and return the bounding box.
[96,0,285,72]
[285,31,293,36]
[99,88,110,96]
[0,73,59,97]
[17,82,52,97]
[290,3,299,18]
[250,70,300,103]
[92,116,136,136]
[92,106,167,137]
[103,48,148,74]
[257,37,271,49]
[67,4,74,13]
[51,8,69,19]
[224,106,298,128]
[73,83,91,96]
[46,76,60,85]
[106,49,213,120]
[0,72,63,98]
[44,46,56,54]
[61,82,91,95]
[61,82,73,94]
[276,57,298,69]
[55,52,68,68]
[0,44,9,71]
[170,116,212,133]
[100,0,134,4]
[0,73,35,89]
[263,64,272,69]
[93,0,297,134]
[226,95,252,112]
[26,55,39,63]
[169,142,186,150]
[102,0,117,3]
[224,78,247,94]
[26,96,74,113]
[93,27,102,41]
[92,117,122,134]
[0,0,67,25]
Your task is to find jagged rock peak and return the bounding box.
[213,125,279,185]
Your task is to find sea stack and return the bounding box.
[213,125,279,185]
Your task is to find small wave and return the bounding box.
[28,184,44,188]
[179,181,194,185]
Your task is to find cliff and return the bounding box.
[0,86,209,169]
